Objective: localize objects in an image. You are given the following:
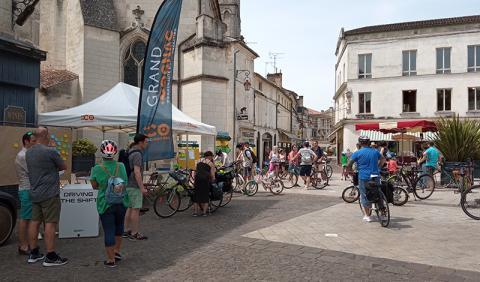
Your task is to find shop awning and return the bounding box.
[355,120,437,133]
[279,130,301,142]
[360,130,436,141]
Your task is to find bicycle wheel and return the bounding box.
[392,186,409,206]
[177,189,194,212]
[153,189,180,218]
[243,180,259,196]
[376,193,390,227]
[326,165,333,179]
[269,179,284,195]
[209,197,223,212]
[342,186,359,203]
[220,187,234,207]
[461,185,480,220]
[283,173,299,189]
[414,174,435,200]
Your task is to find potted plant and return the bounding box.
[434,115,480,181]
[72,139,97,173]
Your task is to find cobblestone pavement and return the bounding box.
[0,174,478,281]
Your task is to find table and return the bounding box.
[59,184,99,238]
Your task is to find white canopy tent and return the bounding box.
[38,82,216,136]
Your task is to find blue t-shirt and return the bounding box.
[351,147,382,180]
[424,147,440,168]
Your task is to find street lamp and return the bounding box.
[236,70,251,91]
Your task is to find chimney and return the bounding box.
[267,72,282,88]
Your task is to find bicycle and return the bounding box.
[445,163,480,220]
[153,170,191,218]
[282,163,300,189]
[310,163,329,189]
[245,167,284,195]
[387,165,435,206]
[358,177,391,227]
[433,162,473,192]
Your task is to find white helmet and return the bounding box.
[100,140,118,159]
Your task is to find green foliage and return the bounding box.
[72,139,97,157]
[434,115,480,162]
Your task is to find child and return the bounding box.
[341,152,349,180]
[387,157,399,175]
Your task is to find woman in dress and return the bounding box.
[193,151,216,216]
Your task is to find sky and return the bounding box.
[241,0,478,111]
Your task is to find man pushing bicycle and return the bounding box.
[347,136,386,223]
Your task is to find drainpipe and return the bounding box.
[233,49,240,157]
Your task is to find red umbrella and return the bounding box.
[355,120,437,133]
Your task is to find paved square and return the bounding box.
[245,181,480,273]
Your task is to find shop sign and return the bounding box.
[242,131,255,138]
[237,114,248,120]
[4,106,26,126]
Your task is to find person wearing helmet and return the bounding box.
[90,140,128,268]
[347,136,386,223]
[214,149,231,168]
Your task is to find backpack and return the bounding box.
[300,149,313,164]
[245,149,258,164]
[119,149,141,178]
[100,163,126,205]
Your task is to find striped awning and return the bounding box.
[360,130,436,141]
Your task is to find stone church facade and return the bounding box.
[39,0,256,151]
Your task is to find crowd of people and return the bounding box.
[14,127,151,268]
[14,126,442,267]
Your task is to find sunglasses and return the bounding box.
[26,131,33,136]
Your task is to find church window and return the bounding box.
[123,40,146,87]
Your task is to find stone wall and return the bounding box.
[38,80,81,113]
[83,26,120,102]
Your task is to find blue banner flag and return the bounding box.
[137,0,183,160]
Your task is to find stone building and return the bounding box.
[38,0,256,152]
[308,107,334,148]
[253,72,297,164]
[333,15,480,157]
[0,0,45,127]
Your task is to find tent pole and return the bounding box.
[186,134,189,169]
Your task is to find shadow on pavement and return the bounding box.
[0,193,337,281]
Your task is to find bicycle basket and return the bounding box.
[216,167,235,181]
[169,171,188,185]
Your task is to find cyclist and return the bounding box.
[417,141,441,176]
[288,144,300,175]
[347,136,386,222]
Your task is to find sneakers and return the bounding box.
[114,252,123,262]
[104,260,117,268]
[42,253,69,267]
[27,251,45,264]
[122,230,131,238]
[362,215,373,223]
[128,233,148,241]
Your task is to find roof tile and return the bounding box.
[40,69,78,89]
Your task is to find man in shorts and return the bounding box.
[124,134,148,241]
[15,131,36,255]
[26,127,68,266]
[347,136,386,223]
[294,142,317,188]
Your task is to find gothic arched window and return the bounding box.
[123,40,146,87]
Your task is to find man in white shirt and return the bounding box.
[15,132,36,255]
